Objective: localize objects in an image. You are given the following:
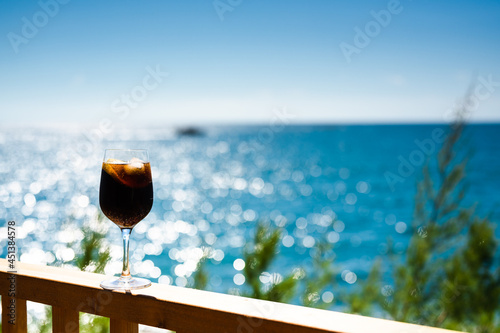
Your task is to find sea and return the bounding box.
[1,123,499,310]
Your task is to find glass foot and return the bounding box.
[100,276,151,291]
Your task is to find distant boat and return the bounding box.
[176,127,204,136]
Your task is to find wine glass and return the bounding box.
[99,149,154,290]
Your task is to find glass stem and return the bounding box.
[121,228,132,280]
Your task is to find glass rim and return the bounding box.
[103,149,150,162]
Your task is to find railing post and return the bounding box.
[1,296,27,333]
[110,318,139,333]
[52,306,79,333]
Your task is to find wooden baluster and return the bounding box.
[1,296,27,333]
[110,318,139,333]
[52,306,79,333]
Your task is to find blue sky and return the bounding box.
[1,0,499,126]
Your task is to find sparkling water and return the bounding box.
[1,124,499,303]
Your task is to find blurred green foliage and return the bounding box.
[38,213,111,333]
[241,222,301,303]
[353,107,500,331]
[191,222,337,309]
[32,92,498,332]
[190,93,499,332]
[188,247,212,290]
[73,213,111,274]
[300,236,337,309]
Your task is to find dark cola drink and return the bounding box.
[99,158,153,228]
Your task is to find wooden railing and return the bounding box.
[0,259,463,333]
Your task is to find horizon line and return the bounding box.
[2,119,500,130]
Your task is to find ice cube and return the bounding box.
[129,157,144,168]
[129,157,144,163]
[125,157,145,175]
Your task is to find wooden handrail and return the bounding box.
[0,259,463,333]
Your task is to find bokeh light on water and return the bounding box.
[1,125,499,301]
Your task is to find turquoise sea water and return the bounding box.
[0,124,499,304]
